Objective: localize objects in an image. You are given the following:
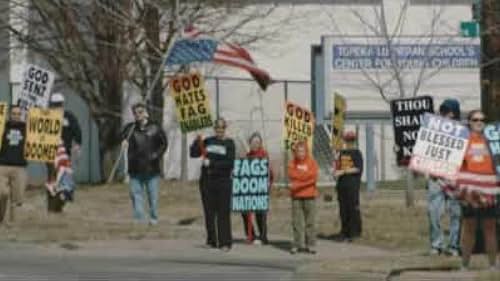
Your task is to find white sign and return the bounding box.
[409,113,469,180]
[18,64,55,109]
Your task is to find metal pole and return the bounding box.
[284,81,288,188]
[216,77,220,119]
[380,123,386,181]
[365,124,375,193]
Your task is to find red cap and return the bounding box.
[342,131,356,141]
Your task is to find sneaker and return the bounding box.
[149,219,158,226]
[460,265,468,271]
[220,246,231,252]
[429,248,440,256]
[253,239,262,245]
[306,248,317,255]
[446,248,460,257]
[290,247,298,255]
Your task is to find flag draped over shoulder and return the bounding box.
[441,172,500,208]
[165,26,272,91]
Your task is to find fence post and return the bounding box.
[365,124,376,193]
[284,81,288,188]
[215,77,220,119]
[380,123,386,181]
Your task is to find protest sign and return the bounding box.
[232,158,269,212]
[484,123,500,175]
[19,64,55,109]
[409,113,469,179]
[283,102,314,151]
[169,72,213,133]
[0,103,7,150]
[24,108,63,162]
[332,93,346,151]
[390,96,434,166]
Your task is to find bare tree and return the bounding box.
[325,0,465,207]
[2,0,285,179]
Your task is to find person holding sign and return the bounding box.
[425,99,462,256]
[333,131,363,242]
[190,118,235,252]
[457,110,498,271]
[121,103,167,225]
[288,141,319,255]
[46,93,82,213]
[240,132,273,245]
[0,105,27,223]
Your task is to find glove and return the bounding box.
[202,158,210,167]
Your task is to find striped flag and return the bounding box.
[166,26,272,90]
[442,172,500,208]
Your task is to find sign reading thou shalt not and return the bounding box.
[391,96,434,166]
[169,72,213,133]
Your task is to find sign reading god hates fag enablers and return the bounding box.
[409,113,469,179]
[170,72,213,133]
[283,102,314,151]
[24,108,63,162]
[232,158,269,212]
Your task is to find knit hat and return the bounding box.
[439,99,460,120]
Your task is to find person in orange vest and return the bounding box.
[458,109,498,270]
[288,141,319,254]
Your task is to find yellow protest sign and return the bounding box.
[0,103,7,150]
[24,108,63,162]
[169,72,213,133]
[332,93,346,150]
[283,102,314,151]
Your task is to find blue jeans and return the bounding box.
[129,175,160,223]
[427,180,461,250]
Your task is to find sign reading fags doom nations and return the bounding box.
[283,102,314,151]
[232,158,270,212]
[169,72,213,133]
[24,108,63,162]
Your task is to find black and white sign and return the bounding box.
[19,64,55,109]
[391,96,434,166]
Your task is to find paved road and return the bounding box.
[0,241,300,281]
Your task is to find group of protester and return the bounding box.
[121,102,364,254]
[425,99,499,270]
[0,93,82,223]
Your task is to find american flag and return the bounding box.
[442,172,500,208]
[165,26,272,91]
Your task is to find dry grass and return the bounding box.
[1,180,435,254]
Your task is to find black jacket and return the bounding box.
[190,136,235,179]
[62,111,82,156]
[122,120,167,177]
[0,121,27,166]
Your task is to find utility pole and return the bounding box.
[480,0,500,121]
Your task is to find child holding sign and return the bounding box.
[288,141,319,254]
[240,132,273,245]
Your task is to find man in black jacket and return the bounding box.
[122,102,167,225]
[190,118,235,251]
[46,93,82,213]
[0,105,27,223]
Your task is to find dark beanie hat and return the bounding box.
[439,98,460,120]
